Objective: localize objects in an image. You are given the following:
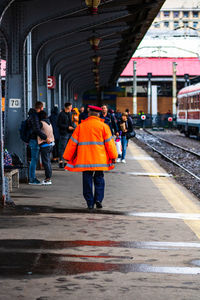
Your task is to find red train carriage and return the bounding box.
[177,83,200,137]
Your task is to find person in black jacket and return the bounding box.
[117,112,133,164]
[79,104,89,124]
[100,104,118,135]
[57,102,74,168]
[28,101,51,185]
[49,106,60,162]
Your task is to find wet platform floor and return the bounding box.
[1,141,200,299]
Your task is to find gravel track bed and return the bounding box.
[148,129,200,155]
[133,130,200,200]
[136,130,200,177]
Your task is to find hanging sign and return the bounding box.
[9,98,21,108]
[74,94,78,101]
[47,76,56,89]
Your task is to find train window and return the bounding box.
[197,95,200,109]
[184,97,188,109]
[195,95,199,109]
[179,99,182,110]
[178,99,182,110]
[191,97,195,109]
[181,98,184,110]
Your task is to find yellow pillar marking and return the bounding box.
[128,141,200,240]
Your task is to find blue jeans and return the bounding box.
[121,135,128,160]
[40,146,53,179]
[29,139,40,182]
[82,171,105,207]
[59,134,71,161]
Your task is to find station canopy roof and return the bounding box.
[121,57,200,77]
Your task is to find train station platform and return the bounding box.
[1,141,200,299]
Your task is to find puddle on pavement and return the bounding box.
[1,239,200,250]
[0,251,200,277]
[110,171,171,177]
[0,205,131,216]
[1,205,199,222]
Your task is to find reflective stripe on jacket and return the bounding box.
[63,116,118,172]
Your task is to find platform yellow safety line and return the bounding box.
[129,142,200,240]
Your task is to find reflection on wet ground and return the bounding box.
[1,239,200,250]
[1,205,200,221]
[1,239,200,277]
[110,171,171,177]
[1,251,200,277]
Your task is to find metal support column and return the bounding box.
[58,74,62,111]
[37,49,48,106]
[66,82,69,101]
[133,61,137,115]
[147,73,152,115]
[46,60,51,116]
[172,62,177,117]
[27,32,32,111]
[152,85,158,125]
[0,50,5,205]
[5,4,27,181]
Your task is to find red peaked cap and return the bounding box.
[88,105,102,112]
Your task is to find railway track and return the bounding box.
[135,129,200,181]
[144,129,200,158]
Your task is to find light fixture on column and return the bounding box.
[90,36,101,50]
[92,55,101,65]
[85,0,101,14]
[92,67,99,74]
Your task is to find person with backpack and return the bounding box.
[28,102,51,185]
[38,111,55,185]
[57,102,74,168]
[100,104,118,135]
[117,112,133,163]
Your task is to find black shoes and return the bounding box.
[88,205,94,210]
[59,162,64,168]
[96,201,103,209]
[87,202,103,209]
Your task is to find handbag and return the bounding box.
[126,130,136,140]
[115,138,122,155]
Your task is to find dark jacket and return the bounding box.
[28,109,47,141]
[118,118,133,137]
[79,104,89,124]
[49,107,59,140]
[57,110,73,136]
[79,111,88,124]
[100,112,118,134]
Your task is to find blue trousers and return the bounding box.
[29,139,40,182]
[82,171,105,207]
[121,135,128,160]
[59,134,71,161]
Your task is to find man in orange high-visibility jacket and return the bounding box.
[63,105,118,209]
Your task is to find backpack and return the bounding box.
[19,119,32,143]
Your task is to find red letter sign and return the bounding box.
[47,76,56,89]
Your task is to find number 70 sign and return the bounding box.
[9,98,21,108]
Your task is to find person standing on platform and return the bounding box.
[100,104,118,135]
[79,104,89,123]
[57,102,74,168]
[63,105,118,210]
[117,112,133,163]
[72,107,80,128]
[28,101,51,185]
[38,111,55,185]
[49,106,60,162]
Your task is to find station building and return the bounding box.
[118,57,200,115]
